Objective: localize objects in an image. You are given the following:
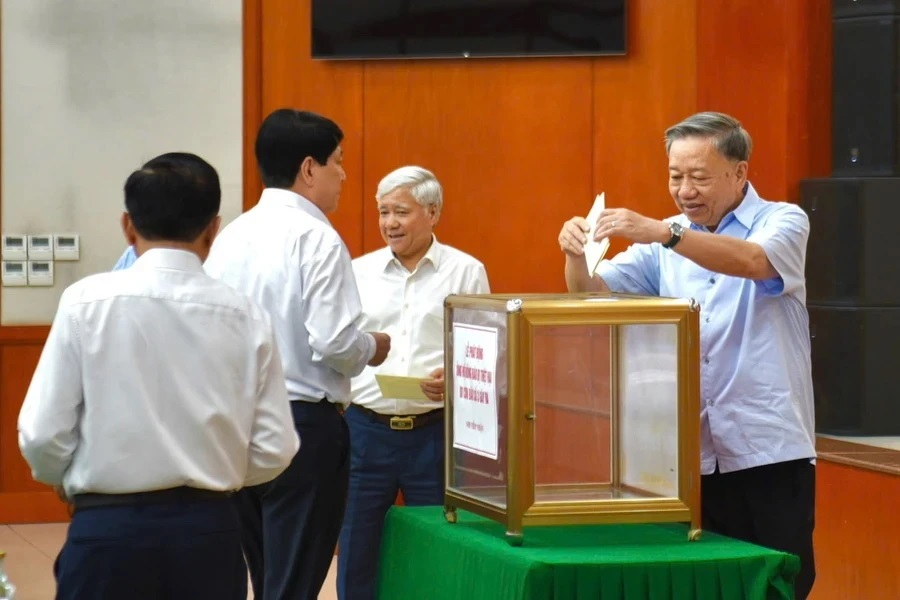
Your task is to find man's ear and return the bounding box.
[734,161,749,185]
[297,156,316,187]
[121,212,138,246]
[203,216,222,248]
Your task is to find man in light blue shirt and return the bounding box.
[113,246,137,270]
[558,112,816,600]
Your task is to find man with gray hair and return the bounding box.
[337,165,490,600]
[558,111,816,599]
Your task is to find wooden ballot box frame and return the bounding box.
[442,293,701,545]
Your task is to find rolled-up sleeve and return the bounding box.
[747,205,809,297]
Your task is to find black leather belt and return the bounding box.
[350,404,444,431]
[72,486,231,511]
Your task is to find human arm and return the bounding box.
[593,207,796,282]
[557,216,609,292]
[303,240,389,377]
[244,332,300,487]
[17,294,83,486]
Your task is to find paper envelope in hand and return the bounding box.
[583,193,611,275]
[375,374,429,401]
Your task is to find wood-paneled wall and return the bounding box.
[244,0,831,279]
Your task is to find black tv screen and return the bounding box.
[312,1,627,60]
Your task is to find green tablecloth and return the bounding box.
[377,506,798,600]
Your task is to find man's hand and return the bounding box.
[558,217,591,256]
[420,368,445,403]
[593,208,669,245]
[367,332,391,366]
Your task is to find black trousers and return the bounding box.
[701,458,816,600]
[234,399,350,600]
[55,497,245,600]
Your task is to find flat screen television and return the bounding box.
[311,1,627,60]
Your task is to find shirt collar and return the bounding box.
[685,181,760,232]
[132,248,204,272]
[379,234,442,273]
[258,187,331,225]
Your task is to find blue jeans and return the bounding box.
[337,405,445,600]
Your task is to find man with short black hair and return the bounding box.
[19,152,299,600]
[205,109,391,600]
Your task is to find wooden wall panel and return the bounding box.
[255,0,366,255]
[697,1,832,203]
[361,60,593,292]
[592,0,698,258]
[811,460,900,600]
[0,329,69,522]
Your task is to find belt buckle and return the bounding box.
[389,416,415,431]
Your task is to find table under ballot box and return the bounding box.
[442,293,702,545]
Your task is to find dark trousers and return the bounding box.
[235,399,350,600]
[54,497,245,600]
[702,458,816,600]
[336,405,445,600]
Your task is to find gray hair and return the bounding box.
[664,112,752,162]
[375,165,443,213]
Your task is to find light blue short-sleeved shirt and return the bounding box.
[113,246,137,270]
[596,182,816,474]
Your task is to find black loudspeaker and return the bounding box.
[833,0,900,19]
[809,306,900,435]
[831,14,900,176]
[800,177,900,305]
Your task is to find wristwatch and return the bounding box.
[662,222,685,249]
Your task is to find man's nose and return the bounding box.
[679,180,698,197]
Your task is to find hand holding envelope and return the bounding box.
[583,193,612,275]
[375,367,445,403]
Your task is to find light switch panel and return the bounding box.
[27,235,54,260]
[1,261,28,286]
[2,235,28,261]
[54,234,80,261]
[27,260,54,286]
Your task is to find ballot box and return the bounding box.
[442,293,702,545]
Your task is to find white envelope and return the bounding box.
[583,193,611,275]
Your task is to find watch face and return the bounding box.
[670,222,684,236]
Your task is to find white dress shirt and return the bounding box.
[204,188,376,403]
[18,249,299,496]
[351,238,490,415]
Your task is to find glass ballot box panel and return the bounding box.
[446,307,509,509]
[532,323,680,503]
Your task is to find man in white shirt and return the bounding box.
[18,152,299,600]
[336,166,490,600]
[204,109,391,600]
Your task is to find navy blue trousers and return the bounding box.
[336,405,445,600]
[54,497,245,600]
[235,399,350,600]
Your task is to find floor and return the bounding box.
[0,522,339,599]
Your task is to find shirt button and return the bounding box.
[703,357,710,364]
[401,330,407,335]
[705,316,711,323]
[708,278,715,284]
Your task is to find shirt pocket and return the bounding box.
[420,309,445,350]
